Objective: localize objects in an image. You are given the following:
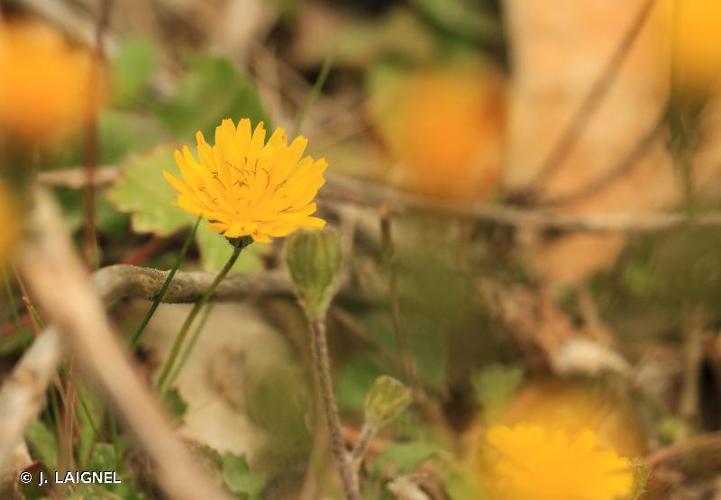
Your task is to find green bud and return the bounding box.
[364,375,412,430]
[285,228,342,320]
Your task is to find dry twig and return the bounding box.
[16,188,230,500]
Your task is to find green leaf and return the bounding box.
[89,443,118,471]
[410,0,501,44]
[85,444,145,499]
[471,364,523,422]
[99,111,170,164]
[373,441,446,475]
[295,7,435,68]
[26,420,57,471]
[111,37,158,108]
[107,145,193,236]
[220,453,265,499]
[445,467,487,500]
[164,387,188,421]
[156,55,269,140]
[364,375,412,430]
[195,221,262,273]
[337,357,385,412]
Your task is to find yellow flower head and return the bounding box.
[483,424,635,500]
[0,20,102,141]
[164,119,327,243]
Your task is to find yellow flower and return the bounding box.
[164,119,327,243]
[0,20,102,141]
[368,64,505,200]
[483,424,635,500]
[503,380,647,459]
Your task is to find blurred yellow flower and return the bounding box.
[0,20,102,141]
[672,0,721,92]
[164,119,327,243]
[503,380,647,459]
[368,64,505,200]
[483,424,635,500]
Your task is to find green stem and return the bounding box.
[293,52,334,136]
[156,237,249,393]
[166,303,214,388]
[130,217,201,348]
[2,268,21,329]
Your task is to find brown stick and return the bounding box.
[82,0,113,268]
[17,188,230,500]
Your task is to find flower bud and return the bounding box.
[285,228,342,320]
[364,375,412,430]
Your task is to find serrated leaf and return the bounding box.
[195,221,262,273]
[156,55,269,140]
[108,146,193,236]
[220,453,265,499]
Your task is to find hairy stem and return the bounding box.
[309,318,361,500]
[130,217,201,347]
[156,238,247,393]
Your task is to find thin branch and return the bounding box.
[93,264,293,304]
[646,432,721,467]
[528,0,658,190]
[38,167,721,232]
[322,173,721,232]
[539,103,668,206]
[17,188,230,500]
[38,166,118,188]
